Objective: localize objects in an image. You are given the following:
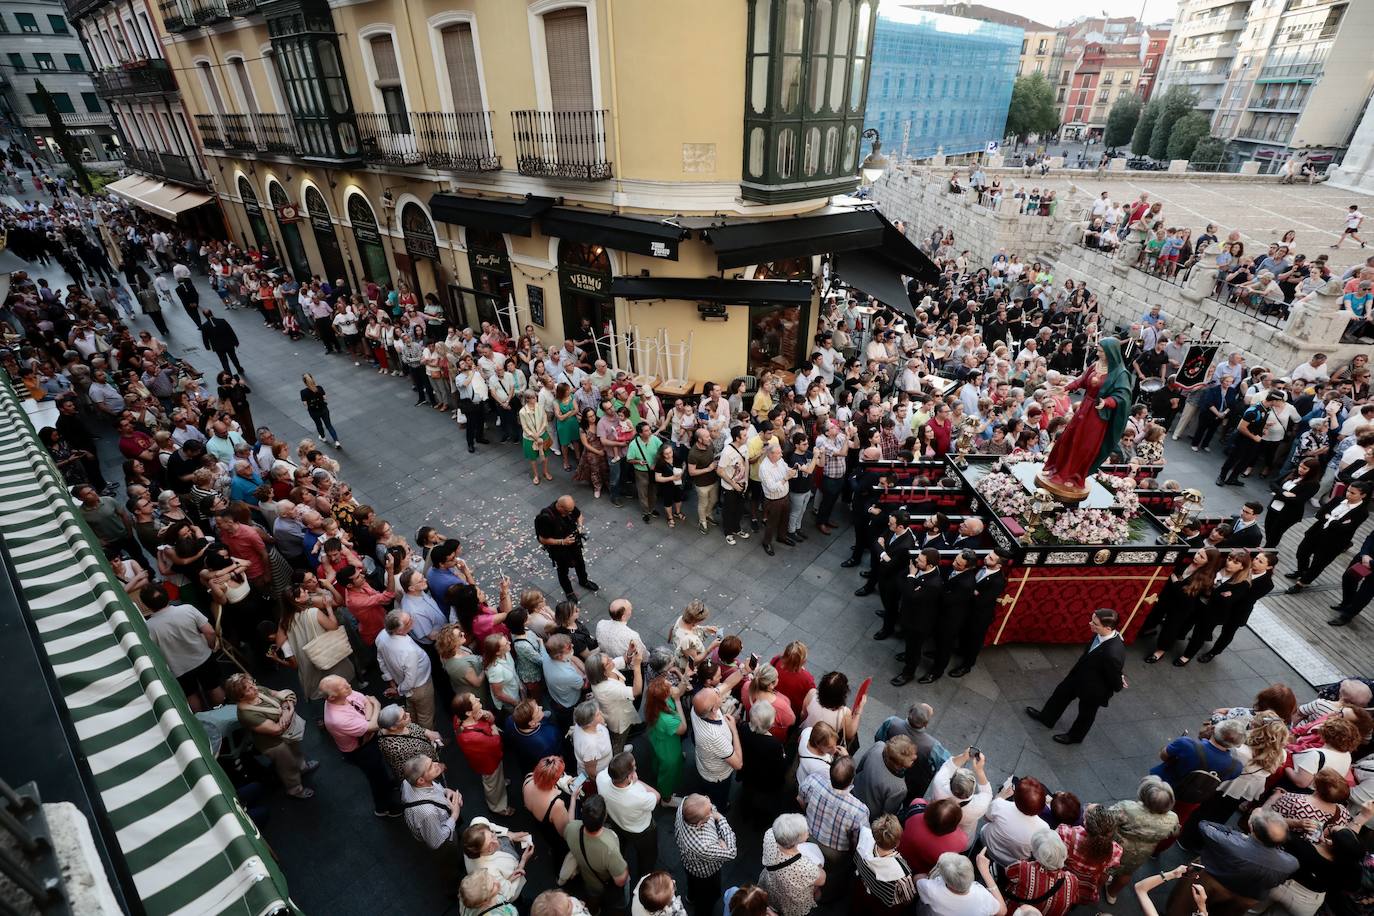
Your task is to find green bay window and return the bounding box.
[742,0,877,204]
[262,0,360,162]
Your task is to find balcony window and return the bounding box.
[367,35,408,133]
[440,23,483,113]
[82,92,101,113]
[544,7,594,110]
[265,5,361,163]
[16,13,39,33]
[47,15,68,34]
[66,54,85,71]
[34,54,56,71]
[29,92,76,113]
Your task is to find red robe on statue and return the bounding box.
[1041,367,1120,490]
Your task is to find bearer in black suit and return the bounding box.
[950,550,1010,678]
[1287,481,1371,592]
[872,510,917,638]
[921,550,979,684]
[914,513,953,549]
[1219,502,1264,549]
[1026,607,1127,744]
[890,548,944,686]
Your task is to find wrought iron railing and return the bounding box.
[220,113,256,151]
[511,108,612,181]
[124,146,208,186]
[157,0,191,31]
[355,112,423,166]
[413,110,500,172]
[188,0,229,25]
[193,113,223,149]
[92,59,177,97]
[253,113,298,154]
[0,778,72,913]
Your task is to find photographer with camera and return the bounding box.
[535,495,599,603]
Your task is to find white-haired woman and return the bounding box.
[919,850,1006,916]
[1003,830,1079,916]
[757,812,824,916]
[1105,776,1179,901]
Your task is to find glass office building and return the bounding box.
[866,6,1022,160]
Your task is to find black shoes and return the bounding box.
[779,536,796,547]
[1329,617,1351,627]
[1052,734,1081,745]
[840,558,861,568]
[1283,571,1301,579]
[854,584,876,597]
[918,673,941,685]
[949,666,972,678]
[1198,652,1217,663]
[1025,707,1048,726]
[579,580,600,592]
[891,673,914,687]
[763,544,775,556]
[873,629,893,641]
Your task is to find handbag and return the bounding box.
[301,627,352,670]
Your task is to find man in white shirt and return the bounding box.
[959,372,982,418]
[594,599,647,659]
[758,443,795,556]
[142,584,222,709]
[1291,353,1330,384]
[253,429,278,477]
[169,411,207,447]
[794,361,819,396]
[596,751,660,872]
[375,610,435,729]
[1090,191,1111,219]
[588,359,615,391]
[897,359,925,397]
[816,335,841,385]
[928,750,993,848]
[461,819,532,901]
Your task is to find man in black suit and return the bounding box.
[1220,502,1264,549]
[872,510,917,635]
[841,457,890,571]
[176,277,201,328]
[922,549,979,684]
[200,308,244,374]
[1026,607,1127,744]
[1330,528,1374,626]
[951,550,1010,678]
[914,513,952,549]
[948,517,985,551]
[1288,481,1370,592]
[890,548,943,686]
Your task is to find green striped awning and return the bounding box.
[0,379,297,916]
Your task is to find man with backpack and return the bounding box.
[1149,718,1246,819]
[1218,391,1286,486]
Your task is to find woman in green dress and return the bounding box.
[644,675,687,802]
[554,382,581,472]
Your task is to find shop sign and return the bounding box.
[561,268,609,297]
[649,241,672,258]
[401,203,438,261]
[305,187,335,234]
[348,194,382,245]
[471,250,509,274]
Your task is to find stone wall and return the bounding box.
[870,168,1364,373]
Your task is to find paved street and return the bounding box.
[57,255,1350,914]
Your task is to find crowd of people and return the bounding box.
[4,164,1374,916]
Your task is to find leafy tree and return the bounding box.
[1189,136,1229,172]
[1104,96,1143,149]
[1166,111,1212,161]
[1005,73,1059,140]
[1148,85,1198,160]
[33,80,93,192]
[1130,98,1162,157]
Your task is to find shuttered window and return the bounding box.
[441,23,482,112]
[543,7,593,110]
[369,35,401,87]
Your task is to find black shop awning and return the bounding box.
[428,193,556,236]
[875,219,942,285]
[610,276,812,304]
[832,250,913,312]
[707,210,882,270]
[540,208,687,260]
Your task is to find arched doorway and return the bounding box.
[303,186,349,288]
[748,257,813,375]
[557,241,612,360]
[346,192,391,288]
[238,176,274,256]
[268,181,312,282]
[465,228,514,333]
[399,202,440,304]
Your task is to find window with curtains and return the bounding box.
[742,0,875,203]
[368,34,408,131]
[543,7,593,111]
[440,23,482,112]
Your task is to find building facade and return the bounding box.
[62,0,219,227]
[865,6,1021,160]
[1158,0,1373,172]
[1051,16,1168,139]
[155,0,930,383]
[0,0,118,163]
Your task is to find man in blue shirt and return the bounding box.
[425,539,469,620]
[1150,719,1245,795]
[228,460,263,504]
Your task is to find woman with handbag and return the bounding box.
[226,673,318,798]
[277,582,355,701]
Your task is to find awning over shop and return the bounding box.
[610,276,812,304]
[704,208,941,285]
[107,175,214,221]
[541,208,687,261]
[832,250,913,312]
[428,193,556,236]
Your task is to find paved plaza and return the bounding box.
[61,256,1365,913]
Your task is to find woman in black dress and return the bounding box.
[654,446,684,528]
[1198,551,1274,663]
[1175,548,1252,666]
[216,371,256,445]
[1266,458,1323,547]
[299,373,341,448]
[1144,547,1222,663]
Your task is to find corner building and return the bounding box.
[160,0,932,383]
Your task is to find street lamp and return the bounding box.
[860,128,890,182]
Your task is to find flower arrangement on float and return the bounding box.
[974,465,1141,545]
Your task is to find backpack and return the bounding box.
[1173,739,1224,804]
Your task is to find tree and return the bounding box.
[1166,111,1212,161]
[1189,136,1229,173]
[1104,97,1143,149]
[1148,85,1199,160]
[33,80,93,192]
[1005,73,1059,140]
[1131,98,1162,157]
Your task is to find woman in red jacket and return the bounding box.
[453,694,514,816]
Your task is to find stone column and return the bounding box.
[1183,248,1221,303]
[1280,278,1349,352]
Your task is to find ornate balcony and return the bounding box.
[355,110,501,172]
[123,147,210,188]
[158,0,191,32]
[92,60,177,98]
[220,113,256,151]
[511,109,612,181]
[253,113,298,154]
[194,113,224,150]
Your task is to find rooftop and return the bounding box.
[902,2,1054,31]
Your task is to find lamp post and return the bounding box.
[860,128,890,184]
